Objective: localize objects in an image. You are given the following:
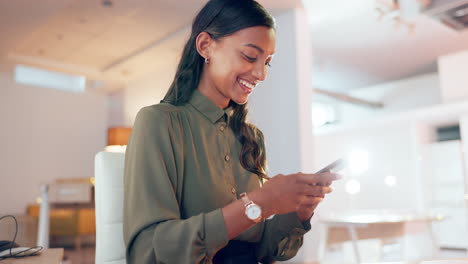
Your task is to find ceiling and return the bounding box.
[1,0,467,93]
[305,0,468,91]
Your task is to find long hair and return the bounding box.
[163,0,275,180]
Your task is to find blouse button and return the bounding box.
[219,125,225,132]
[225,155,230,161]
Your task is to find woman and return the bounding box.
[123,0,340,263]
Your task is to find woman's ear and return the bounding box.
[195,32,214,61]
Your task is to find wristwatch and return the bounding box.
[240,192,262,223]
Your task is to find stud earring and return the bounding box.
[205,57,210,64]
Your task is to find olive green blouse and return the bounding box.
[123,90,311,264]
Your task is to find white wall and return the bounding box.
[329,73,441,125]
[0,61,107,215]
[438,49,468,103]
[249,10,299,174]
[108,91,126,128]
[459,113,468,204]
[248,9,316,262]
[122,67,176,126]
[120,25,186,126]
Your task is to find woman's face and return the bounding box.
[200,26,276,108]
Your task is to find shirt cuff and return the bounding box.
[204,208,229,256]
[273,212,311,236]
[272,213,311,261]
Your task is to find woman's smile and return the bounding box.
[237,78,256,94]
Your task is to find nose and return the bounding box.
[252,62,267,82]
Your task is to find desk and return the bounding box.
[1,248,63,264]
[318,211,444,263]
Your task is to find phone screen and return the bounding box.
[316,158,346,173]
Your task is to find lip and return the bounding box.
[237,78,255,94]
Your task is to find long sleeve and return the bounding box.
[253,129,312,263]
[123,106,229,264]
[255,213,311,263]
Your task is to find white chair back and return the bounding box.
[95,151,126,264]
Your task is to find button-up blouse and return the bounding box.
[123,90,311,263]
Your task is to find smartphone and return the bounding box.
[316,158,346,173]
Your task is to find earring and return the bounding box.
[205,57,210,64]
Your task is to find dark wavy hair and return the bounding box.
[162,0,275,180]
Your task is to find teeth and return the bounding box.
[239,79,255,90]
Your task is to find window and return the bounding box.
[15,65,86,93]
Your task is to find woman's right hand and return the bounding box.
[249,172,341,217]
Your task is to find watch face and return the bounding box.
[246,204,262,220]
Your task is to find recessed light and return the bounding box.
[102,0,113,7]
[345,179,361,195]
[347,149,369,175]
[384,174,397,187]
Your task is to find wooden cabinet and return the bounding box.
[27,204,95,249]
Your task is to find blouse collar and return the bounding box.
[189,89,232,124]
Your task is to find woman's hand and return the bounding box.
[296,197,321,222]
[249,172,341,218]
[295,180,334,221]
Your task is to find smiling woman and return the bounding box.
[123,0,341,263]
[196,26,275,108]
[162,0,276,181]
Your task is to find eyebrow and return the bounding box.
[244,43,275,55]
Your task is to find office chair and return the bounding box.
[94,151,126,264]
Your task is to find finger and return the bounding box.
[302,186,333,196]
[316,181,332,187]
[300,196,324,206]
[297,172,342,185]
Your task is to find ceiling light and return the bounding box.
[102,0,113,7]
[454,7,468,17]
[345,179,361,195]
[348,149,369,175]
[105,145,127,153]
[375,0,432,34]
[385,174,397,186]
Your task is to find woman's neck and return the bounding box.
[197,73,230,109]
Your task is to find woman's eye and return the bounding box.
[245,56,256,62]
[243,53,271,67]
[243,53,257,62]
